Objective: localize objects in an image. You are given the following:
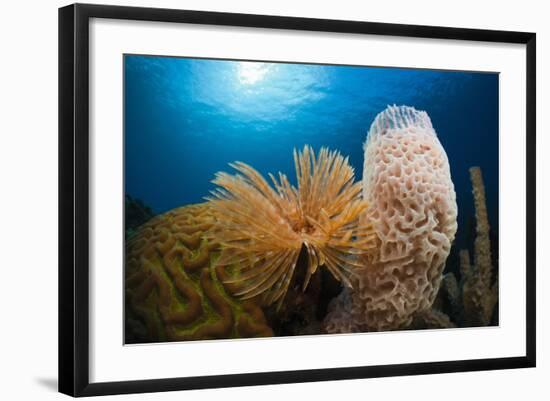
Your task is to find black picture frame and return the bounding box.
[59,3,536,397]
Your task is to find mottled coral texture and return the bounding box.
[125,204,273,343]
[325,105,458,332]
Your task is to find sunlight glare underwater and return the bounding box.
[237,61,272,85]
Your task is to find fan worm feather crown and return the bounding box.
[207,145,377,307]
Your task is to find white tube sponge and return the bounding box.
[324,105,458,331]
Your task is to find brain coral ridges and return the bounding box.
[324,105,458,332]
[207,145,377,308]
[125,204,273,343]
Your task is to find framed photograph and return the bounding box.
[58,3,536,397]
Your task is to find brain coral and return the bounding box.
[125,204,273,343]
[324,105,458,332]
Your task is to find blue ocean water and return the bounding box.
[124,55,498,250]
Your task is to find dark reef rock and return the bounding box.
[125,194,155,238]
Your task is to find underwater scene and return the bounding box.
[124,54,499,344]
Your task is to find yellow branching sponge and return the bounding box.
[125,204,273,343]
[324,105,458,332]
[207,146,377,308]
[440,166,498,326]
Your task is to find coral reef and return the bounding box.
[436,166,498,327]
[324,105,458,332]
[125,203,273,343]
[207,145,377,308]
[125,114,497,340]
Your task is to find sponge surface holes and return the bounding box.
[326,106,457,332]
